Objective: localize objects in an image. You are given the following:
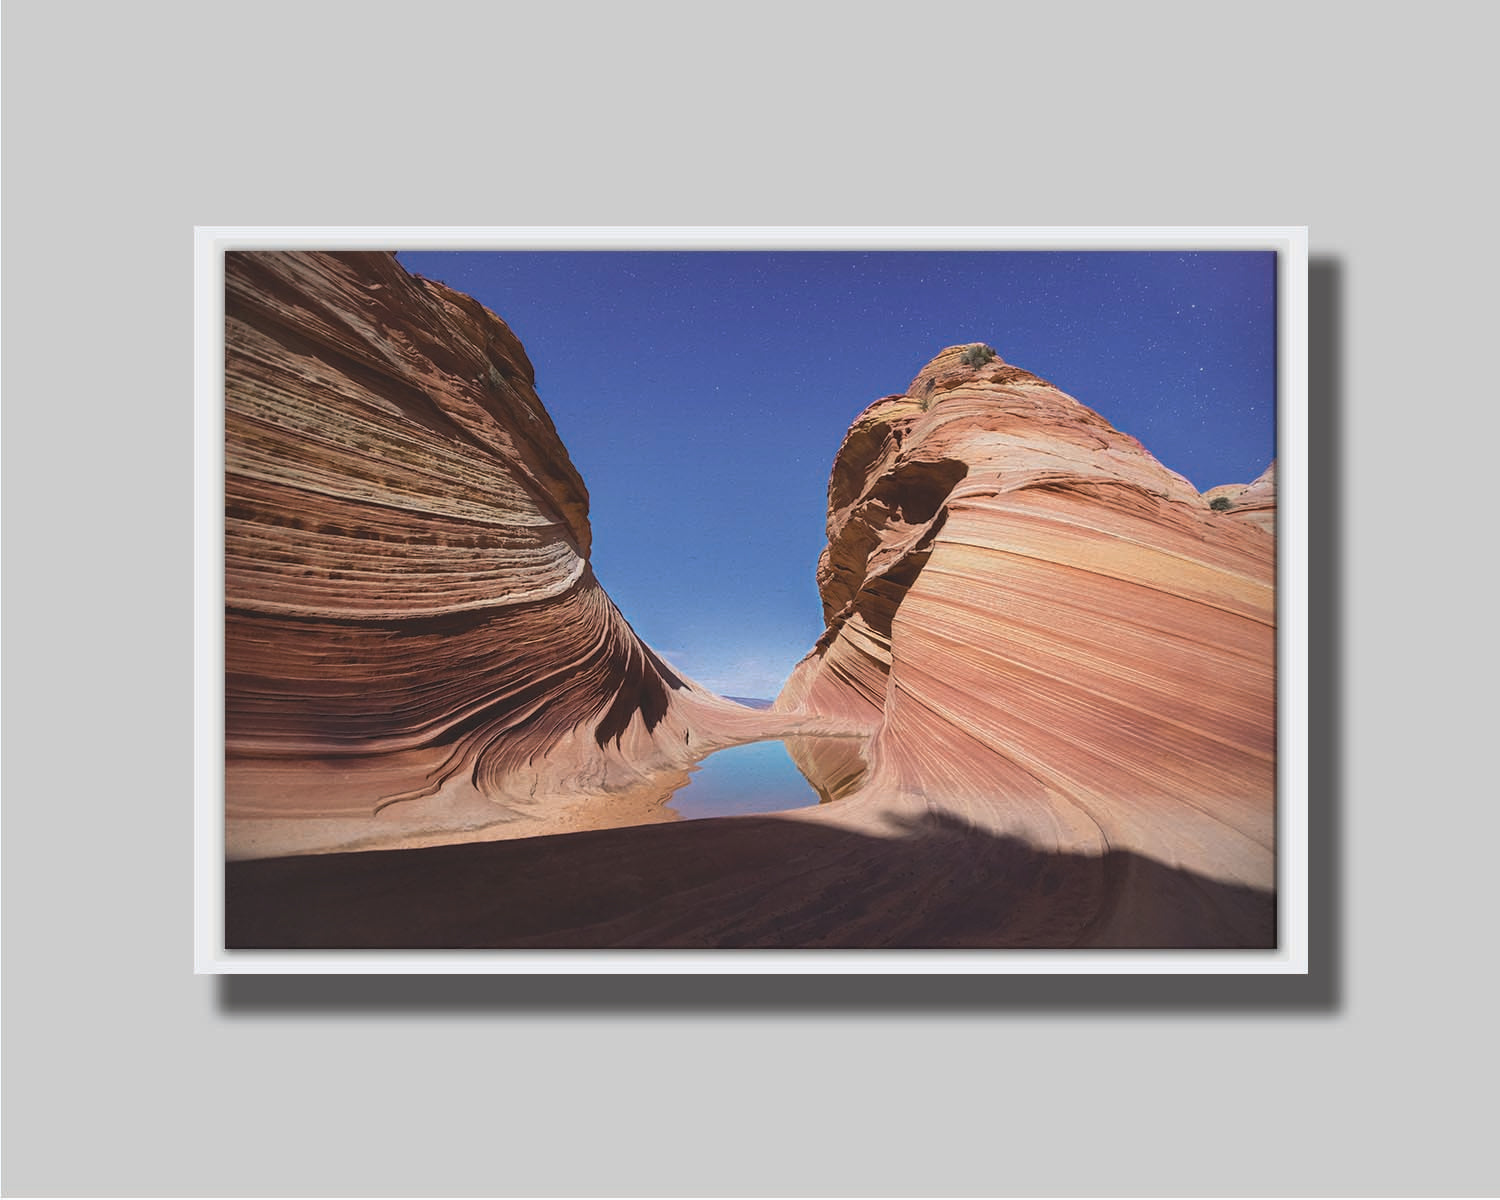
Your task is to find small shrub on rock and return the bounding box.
[1210,496,1233,511]
[960,344,996,367]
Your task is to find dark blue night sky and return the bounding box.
[396,250,1276,698]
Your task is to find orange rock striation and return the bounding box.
[224,252,816,858]
[776,344,1277,944]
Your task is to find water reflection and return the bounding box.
[666,739,821,819]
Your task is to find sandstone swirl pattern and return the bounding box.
[777,346,1277,945]
[225,267,1276,948]
[224,251,777,858]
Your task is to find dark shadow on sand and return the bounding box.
[227,807,1274,952]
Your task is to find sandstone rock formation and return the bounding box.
[775,344,1277,945]
[1205,461,1276,533]
[224,252,806,858]
[225,274,1276,949]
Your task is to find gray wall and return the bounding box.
[5,2,1494,1194]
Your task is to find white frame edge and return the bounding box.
[195,226,1309,976]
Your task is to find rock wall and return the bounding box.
[777,345,1277,945]
[224,252,754,856]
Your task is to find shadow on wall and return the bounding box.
[227,807,1273,951]
[219,256,1343,1014]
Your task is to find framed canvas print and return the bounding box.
[195,227,1307,973]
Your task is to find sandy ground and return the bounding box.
[226,794,1275,950]
[225,765,695,860]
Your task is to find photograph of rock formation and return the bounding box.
[223,248,1277,949]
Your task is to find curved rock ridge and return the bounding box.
[1205,461,1276,533]
[776,344,1278,946]
[225,252,824,859]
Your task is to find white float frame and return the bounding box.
[195,226,1308,974]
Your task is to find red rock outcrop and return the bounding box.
[1205,461,1276,533]
[776,344,1276,944]
[224,252,806,858]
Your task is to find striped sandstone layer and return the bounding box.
[775,345,1277,945]
[224,251,823,859]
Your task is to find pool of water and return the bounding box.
[666,739,822,819]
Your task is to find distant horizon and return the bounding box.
[396,250,1276,697]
